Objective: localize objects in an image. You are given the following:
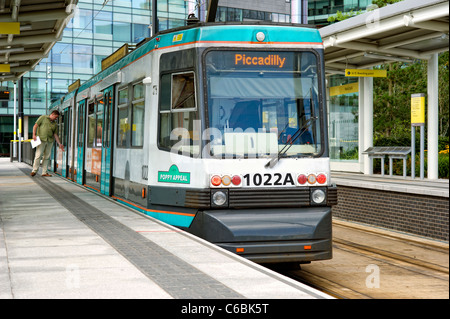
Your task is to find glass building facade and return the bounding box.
[308,0,372,26]
[1,0,326,157]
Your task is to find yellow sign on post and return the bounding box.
[0,22,20,34]
[345,69,387,77]
[0,64,10,72]
[411,93,425,126]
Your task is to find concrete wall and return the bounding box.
[333,186,449,242]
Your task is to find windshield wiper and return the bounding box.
[264,116,318,168]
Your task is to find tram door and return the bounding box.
[76,100,86,185]
[61,108,71,178]
[100,86,114,195]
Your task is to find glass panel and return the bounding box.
[96,99,104,147]
[329,75,359,161]
[133,83,144,100]
[132,101,145,147]
[171,72,196,110]
[78,102,85,147]
[113,22,131,42]
[87,102,95,148]
[132,23,150,43]
[159,71,199,157]
[205,50,322,159]
[159,111,199,157]
[104,93,111,147]
[119,88,128,105]
[160,74,171,112]
[73,45,93,73]
[117,105,129,147]
[94,20,112,35]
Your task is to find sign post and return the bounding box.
[411,93,425,179]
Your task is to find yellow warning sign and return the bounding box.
[411,93,425,126]
[330,83,359,96]
[345,69,387,77]
[0,22,20,34]
[0,64,10,72]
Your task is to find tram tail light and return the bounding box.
[298,173,327,185]
[304,245,312,250]
[298,174,307,185]
[307,174,316,184]
[211,175,222,186]
[222,175,232,186]
[236,248,244,253]
[317,174,327,184]
[231,175,241,186]
[211,175,242,187]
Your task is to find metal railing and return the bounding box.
[10,140,35,165]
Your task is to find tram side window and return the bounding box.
[78,102,85,147]
[87,102,95,147]
[159,71,199,157]
[103,93,111,148]
[96,99,104,147]
[132,83,145,147]
[117,88,129,147]
[86,100,103,148]
[64,109,70,148]
[60,113,65,149]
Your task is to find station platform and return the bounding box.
[330,170,449,243]
[331,171,449,198]
[0,158,332,300]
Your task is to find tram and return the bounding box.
[49,22,337,264]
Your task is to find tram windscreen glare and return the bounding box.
[205,50,322,159]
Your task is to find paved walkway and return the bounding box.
[0,159,331,300]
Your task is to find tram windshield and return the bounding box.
[205,50,322,159]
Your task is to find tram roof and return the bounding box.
[319,0,449,75]
[0,0,78,83]
[68,23,324,102]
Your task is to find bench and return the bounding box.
[363,146,411,178]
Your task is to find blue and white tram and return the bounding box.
[50,22,337,264]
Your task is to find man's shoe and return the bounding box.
[42,173,52,177]
[30,172,36,176]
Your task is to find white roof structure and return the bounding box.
[319,0,449,180]
[0,0,78,82]
[319,0,449,74]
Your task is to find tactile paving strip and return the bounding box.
[22,169,243,299]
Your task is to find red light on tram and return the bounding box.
[211,175,222,186]
[297,174,307,185]
[317,174,327,184]
[231,175,241,186]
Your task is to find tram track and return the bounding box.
[282,221,449,299]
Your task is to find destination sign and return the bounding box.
[235,54,287,68]
[207,51,300,71]
[102,44,128,71]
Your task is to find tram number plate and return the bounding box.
[242,173,295,187]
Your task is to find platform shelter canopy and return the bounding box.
[319,0,449,74]
[0,0,78,82]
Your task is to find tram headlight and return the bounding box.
[311,189,326,205]
[212,190,228,207]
